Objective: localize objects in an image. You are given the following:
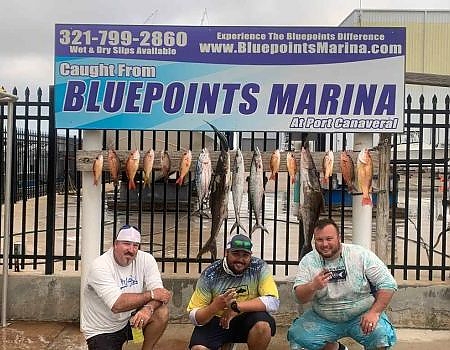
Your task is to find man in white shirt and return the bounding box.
[81,225,171,350]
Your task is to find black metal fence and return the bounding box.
[0,87,449,280]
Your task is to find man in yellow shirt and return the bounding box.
[187,234,279,350]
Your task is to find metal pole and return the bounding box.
[352,133,373,249]
[80,130,103,331]
[1,91,18,327]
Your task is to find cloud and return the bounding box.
[1,0,449,95]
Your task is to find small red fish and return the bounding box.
[322,150,334,185]
[143,149,155,188]
[357,148,373,206]
[107,149,120,186]
[93,154,103,186]
[160,150,171,182]
[286,152,297,185]
[126,150,140,190]
[340,150,355,193]
[176,150,192,186]
[269,149,280,181]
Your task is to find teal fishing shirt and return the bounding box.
[293,243,397,322]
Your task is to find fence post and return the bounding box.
[45,86,57,274]
[352,133,373,249]
[376,133,391,262]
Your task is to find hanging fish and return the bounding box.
[299,146,324,258]
[197,122,231,260]
[143,149,155,188]
[357,148,373,206]
[321,150,334,185]
[340,150,355,193]
[286,151,297,185]
[195,148,212,217]
[107,149,120,187]
[269,149,281,181]
[160,150,171,183]
[175,150,192,186]
[249,147,269,236]
[126,149,140,190]
[230,148,247,234]
[92,154,103,186]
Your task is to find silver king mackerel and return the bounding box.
[194,148,212,217]
[249,147,269,236]
[230,148,247,234]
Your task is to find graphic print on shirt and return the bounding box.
[120,275,138,289]
[226,285,249,297]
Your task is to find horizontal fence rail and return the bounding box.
[0,87,449,281]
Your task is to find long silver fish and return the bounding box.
[299,146,324,258]
[230,148,247,234]
[249,147,269,236]
[194,148,212,217]
[197,123,231,260]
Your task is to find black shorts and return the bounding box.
[189,312,276,350]
[86,323,132,350]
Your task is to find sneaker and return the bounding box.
[338,342,349,350]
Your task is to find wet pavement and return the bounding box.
[1,321,450,349]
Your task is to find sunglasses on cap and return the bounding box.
[120,224,140,231]
[233,239,252,249]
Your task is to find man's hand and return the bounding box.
[311,269,332,290]
[360,310,380,334]
[211,289,236,312]
[151,288,172,304]
[130,306,154,329]
[219,308,239,329]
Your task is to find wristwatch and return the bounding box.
[230,300,240,313]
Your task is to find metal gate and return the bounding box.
[1,87,449,280]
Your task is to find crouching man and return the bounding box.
[288,218,397,350]
[187,234,279,350]
[81,225,171,350]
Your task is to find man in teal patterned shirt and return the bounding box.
[288,218,397,350]
[187,234,279,350]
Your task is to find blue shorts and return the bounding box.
[287,309,396,350]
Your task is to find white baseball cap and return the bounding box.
[116,225,141,243]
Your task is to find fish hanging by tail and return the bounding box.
[143,149,155,188]
[93,154,103,186]
[107,149,120,187]
[340,150,355,193]
[357,148,373,206]
[197,122,231,260]
[249,147,269,237]
[299,146,324,258]
[175,150,192,186]
[194,148,212,217]
[126,149,140,190]
[230,148,247,234]
[269,149,280,181]
[321,150,334,185]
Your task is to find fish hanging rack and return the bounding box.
[76,149,380,174]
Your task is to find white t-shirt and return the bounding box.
[81,248,164,339]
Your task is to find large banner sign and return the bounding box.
[54,24,405,132]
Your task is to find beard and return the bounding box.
[318,241,341,260]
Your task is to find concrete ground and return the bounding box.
[1,321,449,349]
